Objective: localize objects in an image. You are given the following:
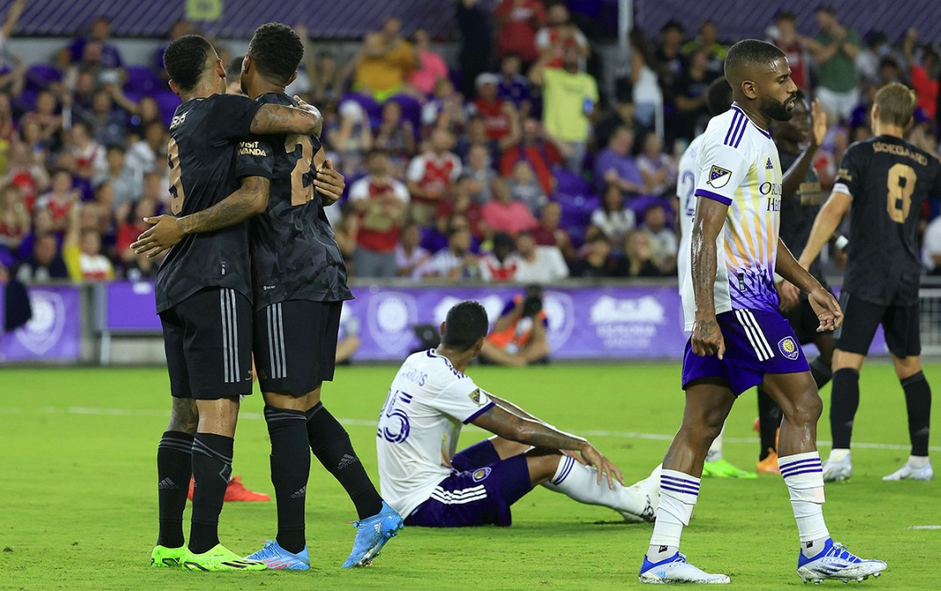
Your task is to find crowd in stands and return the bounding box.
[1,0,941,287]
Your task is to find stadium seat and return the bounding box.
[553,167,592,197]
[14,89,37,112]
[552,192,600,235]
[154,90,182,127]
[24,64,62,92]
[388,94,422,140]
[124,65,162,95]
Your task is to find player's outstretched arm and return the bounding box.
[472,404,624,488]
[131,176,270,258]
[690,197,728,359]
[782,99,827,200]
[797,189,851,269]
[776,237,842,331]
[249,98,323,137]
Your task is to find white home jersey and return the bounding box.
[677,133,704,328]
[376,349,495,518]
[680,103,783,330]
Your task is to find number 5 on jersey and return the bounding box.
[378,388,412,444]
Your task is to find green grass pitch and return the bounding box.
[0,362,938,590]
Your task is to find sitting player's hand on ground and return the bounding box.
[579,443,624,489]
[808,287,843,332]
[315,159,345,205]
[132,215,184,258]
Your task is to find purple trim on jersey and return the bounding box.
[695,188,732,205]
[731,113,748,148]
[724,110,743,145]
[463,401,495,424]
[729,105,773,140]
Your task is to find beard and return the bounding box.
[760,94,795,122]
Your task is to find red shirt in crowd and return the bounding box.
[349,176,411,253]
[472,98,512,141]
[407,151,462,204]
[494,0,545,63]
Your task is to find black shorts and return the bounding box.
[253,300,342,396]
[835,291,921,358]
[160,287,253,400]
[785,295,828,345]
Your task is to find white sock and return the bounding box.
[647,470,700,562]
[909,455,930,468]
[828,448,850,462]
[705,424,724,462]
[541,455,648,515]
[779,452,830,557]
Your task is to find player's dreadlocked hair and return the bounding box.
[874,82,916,128]
[724,39,786,85]
[442,301,490,351]
[164,34,215,91]
[248,23,304,84]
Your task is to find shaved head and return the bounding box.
[724,39,798,125]
[724,39,787,88]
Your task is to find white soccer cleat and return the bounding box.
[796,539,886,584]
[639,552,730,584]
[622,464,661,524]
[883,459,933,481]
[822,454,852,483]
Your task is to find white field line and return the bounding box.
[0,405,937,453]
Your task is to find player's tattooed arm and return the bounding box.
[250,98,323,136]
[131,176,270,258]
[690,197,727,358]
[798,189,851,269]
[472,404,624,488]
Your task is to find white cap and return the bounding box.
[475,72,499,89]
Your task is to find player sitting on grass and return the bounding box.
[376,300,660,528]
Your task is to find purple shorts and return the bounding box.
[405,440,533,527]
[682,308,810,396]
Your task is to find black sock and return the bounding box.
[306,402,383,520]
[757,387,781,460]
[157,431,194,548]
[189,433,233,554]
[810,357,833,389]
[830,368,860,450]
[901,371,932,457]
[264,406,310,554]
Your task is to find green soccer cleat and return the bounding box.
[180,544,268,572]
[702,459,757,479]
[151,545,186,568]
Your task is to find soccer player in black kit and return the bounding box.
[236,23,403,570]
[754,93,836,474]
[131,34,327,571]
[801,82,939,483]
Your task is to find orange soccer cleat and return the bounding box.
[187,475,271,502]
[756,449,781,475]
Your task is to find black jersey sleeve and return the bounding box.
[835,143,865,198]
[207,94,263,143]
[235,138,274,180]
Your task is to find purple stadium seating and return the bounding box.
[340,92,382,129]
[124,66,162,95]
[154,90,181,127]
[553,167,592,197]
[388,94,422,140]
[25,64,62,92]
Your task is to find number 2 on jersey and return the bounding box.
[285,134,315,206]
[886,163,916,224]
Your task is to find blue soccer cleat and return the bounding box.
[639,552,730,584]
[797,538,886,583]
[341,501,404,568]
[245,540,310,570]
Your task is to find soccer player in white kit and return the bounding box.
[376,301,660,528]
[639,40,885,584]
[677,76,754,480]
